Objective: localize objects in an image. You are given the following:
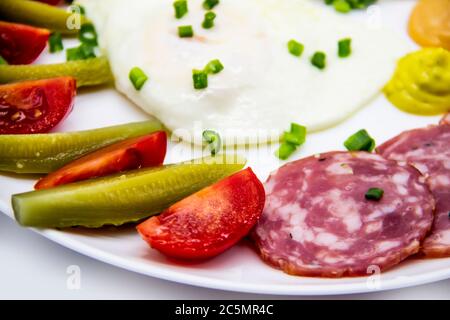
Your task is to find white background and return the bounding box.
[1,214,448,300]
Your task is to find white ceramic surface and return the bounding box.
[1,0,449,295]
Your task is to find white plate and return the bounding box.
[1,0,449,295]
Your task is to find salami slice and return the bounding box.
[253,151,434,277]
[377,123,450,258]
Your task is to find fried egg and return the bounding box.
[80,0,409,145]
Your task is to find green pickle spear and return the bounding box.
[0,0,88,35]
[0,120,164,174]
[12,155,246,228]
[0,57,113,87]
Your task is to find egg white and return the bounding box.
[80,0,410,145]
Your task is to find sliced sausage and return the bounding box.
[378,123,450,257]
[253,151,434,277]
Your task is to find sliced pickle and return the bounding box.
[0,58,113,87]
[12,155,246,228]
[0,0,87,35]
[0,120,164,174]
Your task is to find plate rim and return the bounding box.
[2,202,449,296]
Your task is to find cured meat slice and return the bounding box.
[253,151,434,277]
[377,123,450,257]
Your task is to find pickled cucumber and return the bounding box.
[0,120,164,174]
[12,155,246,228]
[0,57,113,87]
[0,0,87,35]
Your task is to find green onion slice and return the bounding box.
[283,123,307,146]
[66,44,96,61]
[49,32,64,53]
[344,129,376,152]
[287,39,304,57]
[275,143,297,161]
[311,52,326,70]
[333,0,351,13]
[204,59,224,74]
[173,0,188,19]
[365,188,384,201]
[193,69,208,89]
[178,25,194,38]
[203,0,219,10]
[203,130,221,155]
[276,122,307,160]
[129,67,148,91]
[338,38,352,58]
[79,23,98,46]
[202,11,216,29]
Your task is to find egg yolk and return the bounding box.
[384,48,450,116]
[408,0,450,51]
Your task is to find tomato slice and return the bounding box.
[0,77,75,135]
[137,168,265,260]
[408,0,450,50]
[35,0,62,5]
[0,21,50,65]
[35,131,167,190]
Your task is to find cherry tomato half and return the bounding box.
[137,168,265,260]
[0,77,75,135]
[35,131,167,189]
[0,21,50,65]
[408,0,450,50]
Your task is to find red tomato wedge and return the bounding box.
[0,21,50,65]
[0,77,75,135]
[35,0,62,5]
[35,131,167,190]
[137,168,265,260]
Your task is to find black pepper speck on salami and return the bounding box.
[377,121,450,258]
[253,151,434,278]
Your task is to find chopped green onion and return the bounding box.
[204,59,224,74]
[283,123,307,146]
[193,69,208,89]
[178,25,194,38]
[276,123,307,160]
[173,0,188,19]
[365,188,384,201]
[203,0,219,10]
[79,23,98,46]
[203,130,221,155]
[48,32,63,53]
[338,38,352,58]
[202,11,217,29]
[324,0,377,11]
[333,0,352,13]
[290,123,306,136]
[287,39,304,57]
[0,55,8,65]
[344,129,376,152]
[129,67,148,91]
[275,143,297,161]
[66,44,96,61]
[311,52,326,70]
[283,132,303,146]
